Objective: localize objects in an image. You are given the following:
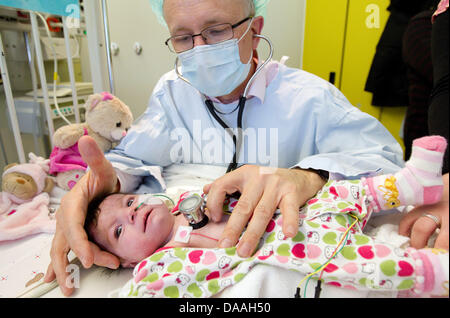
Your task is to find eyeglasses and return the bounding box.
[165,16,253,53]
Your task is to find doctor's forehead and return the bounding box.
[163,0,246,32]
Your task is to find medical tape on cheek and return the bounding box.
[136,194,163,205]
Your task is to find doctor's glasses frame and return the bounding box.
[165,16,253,53]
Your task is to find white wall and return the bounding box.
[105,0,306,117]
[0,0,306,170]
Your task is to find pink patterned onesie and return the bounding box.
[118,136,449,298]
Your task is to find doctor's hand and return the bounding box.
[399,173,449,251]
[44,136,121,296]
[203,165,326,257]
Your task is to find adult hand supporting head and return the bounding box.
[203,165,326,257]
[399,173,449,251]
[44,136,121,296]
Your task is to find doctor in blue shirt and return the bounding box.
[45,0,404,296]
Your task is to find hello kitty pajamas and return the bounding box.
[119,179,448,298]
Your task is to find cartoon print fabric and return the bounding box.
[119,180,423,298]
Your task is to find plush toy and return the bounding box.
[49,92,133,190]
[1,153,54,212]
[0,153,56,241]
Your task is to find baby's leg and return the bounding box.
[363,136,447,211]
[297,194,449,297]
[292,221,449,297]
[404,247,449,297]
[319,237,449,297]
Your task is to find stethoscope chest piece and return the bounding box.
[179,193,209,229]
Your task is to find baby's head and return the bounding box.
[85,193,175,268]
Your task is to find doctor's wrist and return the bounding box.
[305,168,329,182]
[291,167,328,197]
[303,168,328,190]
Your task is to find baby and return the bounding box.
[85,190,230,268]
[85,136,449,297]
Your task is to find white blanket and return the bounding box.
[0,164,415,298]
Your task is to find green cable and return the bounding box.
[303,229,351,298]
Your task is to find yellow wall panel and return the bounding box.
[340,0,390,113]
[303,0,407,152]
[302,0,348,88]
[340,0,406,150]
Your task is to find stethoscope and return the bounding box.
[175,34,274,173]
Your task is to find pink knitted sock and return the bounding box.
[364,136,447,211]
[409,248,449,297]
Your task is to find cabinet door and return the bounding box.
[303,0,406,151]
[302,0,349,88]
[105,0,307,118]
[340,0,406,150]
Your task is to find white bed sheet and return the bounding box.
[0,164,413,298]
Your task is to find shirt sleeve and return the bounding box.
[115,169,143,193]
[293,85,405,179]
[105,89,176,193]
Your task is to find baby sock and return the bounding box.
[408,247,449,297]
[363,136,447,211]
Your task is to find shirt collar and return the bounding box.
[208,52,279,105]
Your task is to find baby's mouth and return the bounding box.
[143,208,153,233]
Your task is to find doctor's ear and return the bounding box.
[251,16,264,49]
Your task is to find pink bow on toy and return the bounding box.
[101,91,114,101]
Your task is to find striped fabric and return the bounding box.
[364,136,447,211]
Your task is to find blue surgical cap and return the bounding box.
[149,0,270,27]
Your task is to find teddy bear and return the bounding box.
[1,153,54,212]
[0,153,57,241]
[49,92,133,191]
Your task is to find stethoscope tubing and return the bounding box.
[175,35,274,173]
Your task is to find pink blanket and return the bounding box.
[0,192,55,242]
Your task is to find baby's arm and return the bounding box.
[363,136,447,212]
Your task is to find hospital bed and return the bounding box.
[0,164,413,298]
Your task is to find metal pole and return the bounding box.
[101,0,115,94]
[62,16,80,123]
[0,131,8,165]
[84,0,110,93]
[24,31,42,156]
[29,11,55,144]
[0,33,26,163]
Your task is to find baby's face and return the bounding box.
[90,194,174,268]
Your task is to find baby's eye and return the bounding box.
[127,198,134,207]
[115,225,123,239]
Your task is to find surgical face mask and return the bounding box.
[176,19,254,97]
